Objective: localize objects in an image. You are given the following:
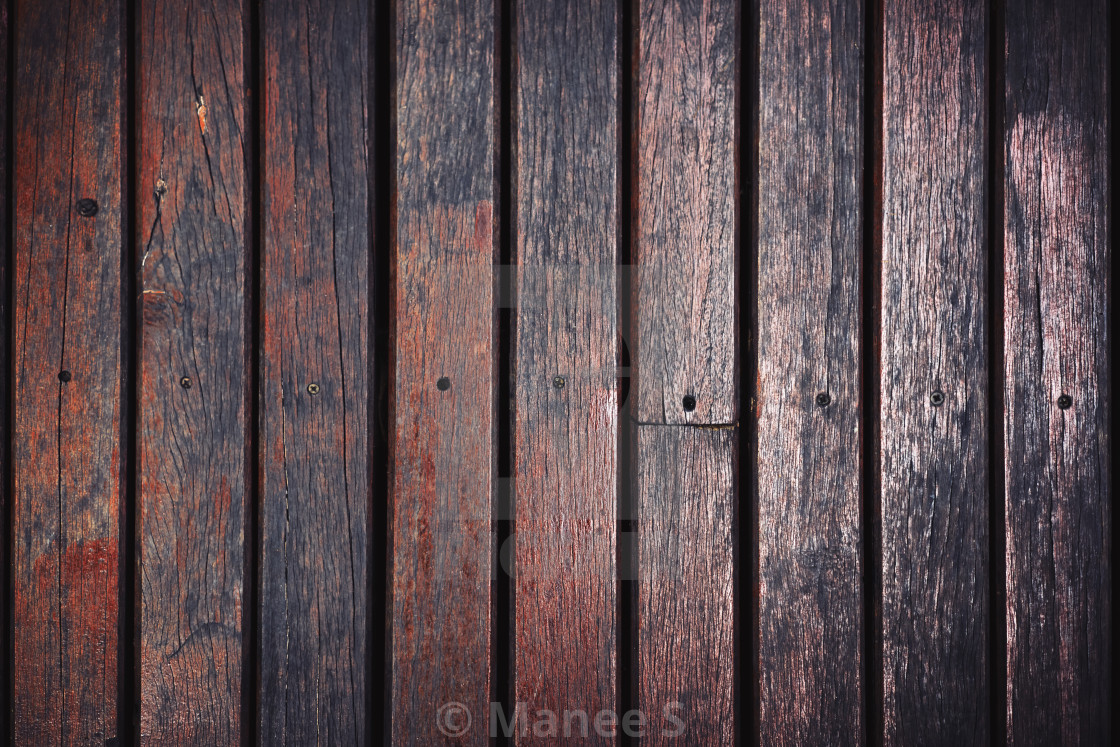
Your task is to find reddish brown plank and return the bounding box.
[136,0,248,742]
[634,0,737,425]
[0,3,9,739]
[513,1,618,741]
[1003,0,1111,742]
[756,0,864,742]
[11,0,124,742]
[391,0,495,742]
[636,426,735,743]
[259,0,370,741]
[879,0,990,742]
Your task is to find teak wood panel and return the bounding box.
[136,0,249,742]
[879,0,990,742]
[259,0,370,741]
[1003,0,1111,742]
[514,0,618,738]
[10,0,125,743]
[391,0,496,743]
[756,0,864,743]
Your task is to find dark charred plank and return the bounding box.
[879,0,990,741]
[391,0,495,743]
[636,425,735,743]
[514,0,618,740]
[10,0,124,742]
[136,0,248,742]
[259,0,370,741]
[1003,0,1110,742]
[634,0,737,425]
[756,0,864,742]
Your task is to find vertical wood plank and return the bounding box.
[11,0,124,742]
[260,0,369,741]
[634,0,737,425]
[756,0,864,742]
[636,426,735,743]
[514,0,617,739]
[0,2,9,740]
[1003,0,1110,742]
[633,0,738,741]
[879,0,989,742]
[391,0,495,742]
[136,0,247,742]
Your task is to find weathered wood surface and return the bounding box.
[0,4,10,740]
[636,426,735,743]
[10,0,124,742]
[392,0,495,742]
[259,0,370,741]
[756,0,864,742]
[136,0,248,742]
[1003,0,1111,742]
[514,0,618,739]
[879,0,990,742]
[634,0,737,425]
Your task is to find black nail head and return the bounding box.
[307,382,320,395]
[180,376,192,389]
[1057,394,1072,410]
[816,392,831,407]
[437,377,451,391]
[58,370,72,383]
[682,395,697,412]
[76,198,99,217]
[930,390,945,406]
[553,376,565,390]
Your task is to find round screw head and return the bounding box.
[1057,394,1073,410]
[816,392,831,407]
[180,376,192,389]
[76,198,99,217]
[307,382,320,395]
[437,377,451,391]
[930,390,945,406]
[682,394,697,412]
[553,376,565,390]
[58,370,72,383]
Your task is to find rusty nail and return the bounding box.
[437,377,451,391]
[682,394,697,411]
[180,376,192,389]
[76,198,99,217]
[58,370,72,383]
[1057,394,1072,410]
[307,382,320,395]
[553,376,565,390]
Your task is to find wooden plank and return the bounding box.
[879,0,989,742]
[136,0,247,742]
[10,0,124,742]
[259,0,369,741]
[0,3,9,740]
[391,0,495,742]
[756,0,864,742]
[514,0,617,739]
[636,426,735,743]
[634,0,737,425]
[1003,0,1111,742]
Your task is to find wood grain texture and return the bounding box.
[136,0,247,742]
[636,426,734,744]
[879,0,989,742]
[392,0,495,742]
[259,0,369,742]
[756,0,864,742]
[10,0,123,742]
[514,0,617,739]
[1003,0,1111,742]
[634,0,737,425]
[0,4,9,740]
